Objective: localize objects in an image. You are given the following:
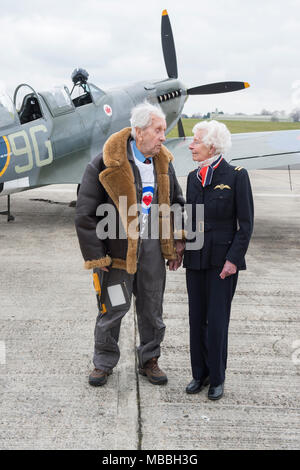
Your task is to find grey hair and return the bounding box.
[192,120,232,155]
[130,101,166,139]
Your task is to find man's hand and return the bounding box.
[168,240,186,271]
[219,260,237,279]
[175,240,185,258]
[168,259,181,271]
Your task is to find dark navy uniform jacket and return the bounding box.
[183,158,254,271]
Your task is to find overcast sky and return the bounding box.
[1,0,300,116]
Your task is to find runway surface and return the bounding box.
[0,170,299,450]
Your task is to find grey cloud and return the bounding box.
[0,0,299,115]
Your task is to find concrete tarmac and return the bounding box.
[0,170,299,450]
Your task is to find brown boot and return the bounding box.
[88,368,112,386]
[139,357,168,385]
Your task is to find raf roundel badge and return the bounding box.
[0,135,11,177]
[142,186,154,214]
[103,104,112,116]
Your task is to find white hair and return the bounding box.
[192,120,232,155]
[130,101,166,139]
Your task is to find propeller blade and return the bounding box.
[187,81,250,95]
[177,118,185,138]
[161,10,178,79]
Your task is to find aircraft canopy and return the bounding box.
[40,86,74,117]
[88,83,106,104]
[0,94,19,129]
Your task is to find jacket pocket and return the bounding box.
[207,192,233,219]
[211,231,234,266]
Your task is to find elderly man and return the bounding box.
[75,101,185,387]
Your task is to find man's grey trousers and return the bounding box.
[93,238,166,371]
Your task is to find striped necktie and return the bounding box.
[144,158,151,164]
[197,155,223,187]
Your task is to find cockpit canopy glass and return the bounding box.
[88,83,105,105]
[70,82,105,108]
[0,94,18,129]
[40,86,74,116]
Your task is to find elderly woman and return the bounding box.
[183,120,254,400]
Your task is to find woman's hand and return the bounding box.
[219,260,237,279]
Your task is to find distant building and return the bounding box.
[210,112,292,122]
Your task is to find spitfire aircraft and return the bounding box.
[1,10,300,221]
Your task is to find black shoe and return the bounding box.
[208,382,224,400]
[186,376,210,394]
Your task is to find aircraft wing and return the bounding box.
[166,129,300,176]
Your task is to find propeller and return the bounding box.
[187,81,250,95]
[160,10,250,139]
[161,9,178,79]
[160,10,250,97]
[177,118,185,138]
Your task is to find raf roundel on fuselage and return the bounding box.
[0,136,10,177]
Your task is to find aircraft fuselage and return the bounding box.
[0,78,187,197]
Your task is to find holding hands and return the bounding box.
[168,240,186,271]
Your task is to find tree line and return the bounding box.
[182,108,300,122]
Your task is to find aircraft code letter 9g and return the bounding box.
[8,125,53,174]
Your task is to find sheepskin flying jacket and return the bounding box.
[75,127,185,274]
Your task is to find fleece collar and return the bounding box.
[102,127,173,170]
[99,127,177,274]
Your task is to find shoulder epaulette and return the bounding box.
[234,166,243,171]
